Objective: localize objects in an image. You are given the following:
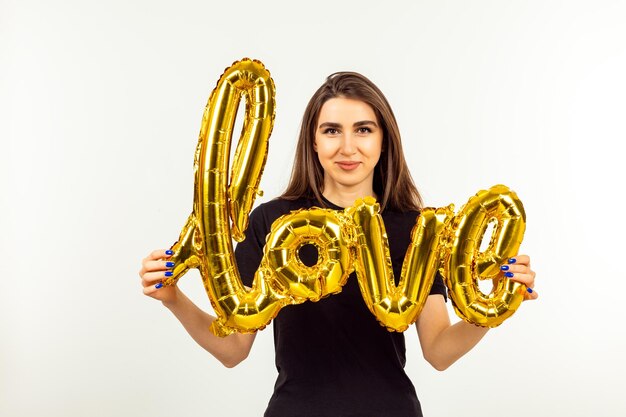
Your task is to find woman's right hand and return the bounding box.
[139,249,257,367]
[139,249,179,305]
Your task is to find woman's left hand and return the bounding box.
[501,254,538,300]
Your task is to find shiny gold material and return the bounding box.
[164,58,284,336]
[265,208,353,302]
[162,60,528,334]
[440,185,527,327]
[349,197,454,332]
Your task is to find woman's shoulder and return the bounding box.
[249,196,320,228]
[252,197,421,226]
[254,196,319,214]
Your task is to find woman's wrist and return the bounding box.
[161,286,183,310]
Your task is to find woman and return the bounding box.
[139,72,537,416]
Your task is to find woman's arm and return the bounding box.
[415,295,488,371]
[416,254,537,371]
[161,288,256,368]
[140,249,256,368]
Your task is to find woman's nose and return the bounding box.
[339,135,357,155]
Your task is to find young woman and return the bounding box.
[139,72,538,417]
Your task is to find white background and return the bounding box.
[2,1,625,416]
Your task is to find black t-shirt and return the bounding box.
[235,196,447,417]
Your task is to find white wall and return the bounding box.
[2,1,625,416]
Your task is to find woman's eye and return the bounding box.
[324,128,339,135]
[357,127,372,134]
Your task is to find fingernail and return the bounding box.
[527,287,534,294]
[165,261,175,268]
[165,250,174,255]
[505,272,514,278]
[155,282,163,289]
[500,265,509,271]
[508,258,517,264]
[164,271,173,277]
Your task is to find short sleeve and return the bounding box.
[429,271,448,302]
[234,205,269,287]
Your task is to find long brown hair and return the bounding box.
[280,72,423,212]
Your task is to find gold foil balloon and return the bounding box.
[265,208,354,302]
[164,58,286,336]
[161,59,528,335]
[440,185,527,328]
[348,197,454,332]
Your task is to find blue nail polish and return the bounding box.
[165,250,173,255]
[155,282,163,289]
[527,288,533,294]
[164,271,173,277]
[165,262,175,268]
[505,272,514,278]
[500,265,509,271]
[508,258,517,264]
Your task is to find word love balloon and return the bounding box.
[163,59,527,336]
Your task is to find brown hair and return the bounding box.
[280,72,423,212]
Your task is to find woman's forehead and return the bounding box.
[317,97,378,124]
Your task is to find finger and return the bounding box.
[139,250,174,276]
[148,249,174,261]
[506,254,530,266]
[500,264,531,274]
[524,288,539,300]
[142,259,175,274]
[141,270,173,286]
[504,271,539,301]
[143,283,164,296]
[503,271,534,287]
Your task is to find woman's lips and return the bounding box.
[336,161,360,171]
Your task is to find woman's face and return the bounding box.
[314,97,383,200]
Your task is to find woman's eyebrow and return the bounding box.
[318,121,378,129]
[353,120,378,128]
[318,122,342,129]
